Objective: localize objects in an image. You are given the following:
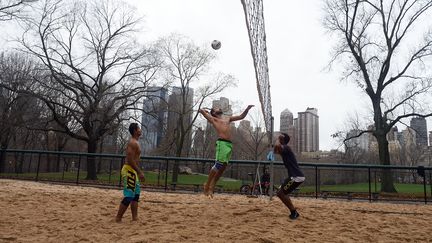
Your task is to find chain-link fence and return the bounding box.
[1,149,431,204]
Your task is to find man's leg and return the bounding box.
[131,201,138,221]
[204,162,226,197]
[204,169,218,196]
[130,193,140,221]
[116,197,132,222]
[210,164,227,192]
[277,178,302,219]
[277,190,295,211]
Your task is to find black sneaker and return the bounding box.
[289,210,299,220]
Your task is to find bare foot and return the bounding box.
[115,217,122,223]
[208,184,215,198]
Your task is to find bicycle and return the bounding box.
[239,172,278,196]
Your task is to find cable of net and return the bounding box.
[240,0,272,136]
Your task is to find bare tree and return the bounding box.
[0,51,40,173]
[16,0,160,179]
[156,34,236,182]
[235,110,267,161]
[0,0,36,21]
[324,0,432,192]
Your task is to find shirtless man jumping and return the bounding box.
[199,105,254,197]
[115,123,145,222]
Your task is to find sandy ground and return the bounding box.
[0,179,431,243]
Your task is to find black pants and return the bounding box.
[279,178,303,195]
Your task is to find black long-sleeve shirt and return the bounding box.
[280,145,304,178]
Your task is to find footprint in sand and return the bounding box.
[233,211,247,216]
[0,236,17,241]
[258,237,276,243]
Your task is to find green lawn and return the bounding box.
[300,182,431,195]
[1,172,430,195]
[0,171,243,191]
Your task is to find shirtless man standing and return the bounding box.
[115,123,145,222]
[199,105,254,197]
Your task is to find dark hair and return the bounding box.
[210,108,216,117]
[129,123,139,135]
[280,133,290,145]
[210,108,222,117]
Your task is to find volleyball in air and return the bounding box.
[211,40,221,50]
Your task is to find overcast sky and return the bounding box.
[130,0,365,151]
[4,0,429,151]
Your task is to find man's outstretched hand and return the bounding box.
[267,151,274,161]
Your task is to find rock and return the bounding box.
[179,166,192,175]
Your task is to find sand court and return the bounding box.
[0,179,431,242]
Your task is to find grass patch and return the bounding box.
[0,171,243,191]
[300,182,431,195]
[2,172,429,195]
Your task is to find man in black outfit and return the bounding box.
[273,133,305,220]
[260,168,270,195]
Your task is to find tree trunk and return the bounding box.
[86,140,98,180]
[97,139,104,174]
[376,134,397,193]
[46,133,51,172]
[172,134,186,183]
[64,158,69,172]
[0,146,6,173]
[16,152,24,174]
[55,154,61,172]
[171,144,183,184]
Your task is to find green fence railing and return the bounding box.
[0,149,431,204]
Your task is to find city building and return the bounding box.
[410,117,428,147]
[429,131,432,147]
[346,129,369,151]
[280,109,293,133]
[166,86,194,156]
[280,109,297,152]
[140,87,168,155]
[296,107,319,152]
[212,97,233,116]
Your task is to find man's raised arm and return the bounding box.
[229,105,254,122]
[199,109,214,123]
[273,138,282,155]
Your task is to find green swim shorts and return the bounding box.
[215,139,233,163]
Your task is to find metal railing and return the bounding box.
[0,149,431,204]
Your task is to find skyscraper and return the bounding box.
[410,117,428,147]
[192,127,205,157]
[346,129,369,151]
[280,109,297,152]
[296,107,319,152]
[212,97,233,116]
[140,87,168,155]
[166,86,194,156]
[239,120,252,132]
[280,109,293,133]
[429,131,432,147]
